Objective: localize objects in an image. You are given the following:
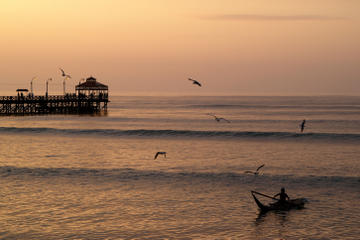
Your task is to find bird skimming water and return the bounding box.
[300,119,306,132]
[244,164,265,175]
[154,152,166,160]
[207,113,231,123]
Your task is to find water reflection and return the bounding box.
[254,211,268,224]
[255,210,289,226]
[253,210,290,239]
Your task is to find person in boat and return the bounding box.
[274,187,290,204]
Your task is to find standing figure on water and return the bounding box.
[300,119,306,133]
[274,187,290,204]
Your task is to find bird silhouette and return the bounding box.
[300,119,306,132]
[154,152,166,160]
[244,164,265,175]
[207,113,230,123]
[59,68,71,78]
[188,78,202,87]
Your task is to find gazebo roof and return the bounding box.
[75,76,108,91]
[16,89,29,92]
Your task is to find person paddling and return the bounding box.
[274,187,290,204]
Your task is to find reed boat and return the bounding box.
[251,191,307,212]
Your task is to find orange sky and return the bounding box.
[0,0,359,95]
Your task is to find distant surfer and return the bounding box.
[274,187,290,204]
[300,119,306,132]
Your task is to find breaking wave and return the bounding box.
[1,126,360,142]
[1,166,358,190]
[0,127,360,142]
[185,104,360,110]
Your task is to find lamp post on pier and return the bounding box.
[63,76,70,95]
[46,78,52,97]
[30,76,36,96]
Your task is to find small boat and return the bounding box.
[251,191,307,212]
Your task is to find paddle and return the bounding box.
[251,190,279,201]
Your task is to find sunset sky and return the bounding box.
[0,0,359,95]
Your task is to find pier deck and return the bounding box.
[0,94,108,115]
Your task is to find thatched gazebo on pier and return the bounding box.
[0,76,109,115]
[75,76,108,98]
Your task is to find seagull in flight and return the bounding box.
[207,113,231,123]
[154,152,166,160]
[244,164,265,175]
[188,78,202,87]
[300,119,306,133]
[59,68,71,78]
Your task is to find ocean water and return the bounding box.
[0,95,359,239]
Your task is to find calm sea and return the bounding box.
[0,96,359,239]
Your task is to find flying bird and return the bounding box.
[154,152,166,160]
[59,68,71,78]
[188,78,202,87]
[300,119,306,132]
[244,164,265,175]
[207,113,231,123]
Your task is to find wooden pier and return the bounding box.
[0,76,109,115]
[0,94,108,115]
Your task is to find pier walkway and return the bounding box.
[0,94,108,115]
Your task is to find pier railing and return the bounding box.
[0,94,109,115]
[0,94,108,102]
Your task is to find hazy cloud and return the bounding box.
[201,14,347,21]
